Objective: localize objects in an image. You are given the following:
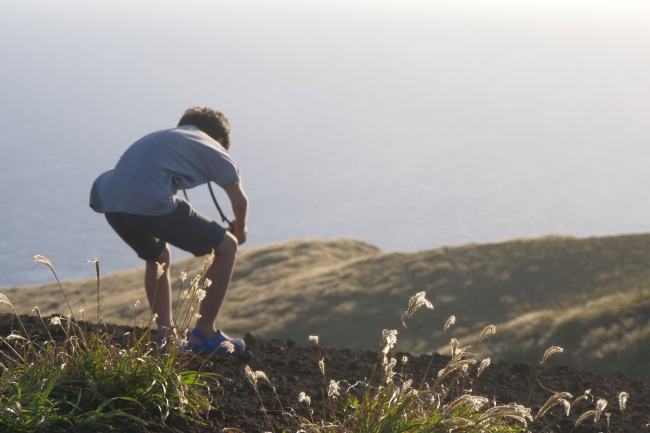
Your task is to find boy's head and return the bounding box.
[178,107,232,150]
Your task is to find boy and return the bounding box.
[89,107,248,354]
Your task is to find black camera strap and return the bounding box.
[181,184,234,231]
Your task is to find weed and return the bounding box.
[241,291,631,433]
[0,254,221,432]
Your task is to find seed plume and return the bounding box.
[220,341,235,353]
[328,380,340,397]
[449,395,488,412]
[444,315,456,331]
[540,346,563,365]
[384,358,397,383]
[450,338,459,356]
[298,392,311,405]
[477,358,491,377]
[254,370,271,384]
[477,325,496,343]
[561,399,571,416]
[202,250,215,274]
[436,348,477,381]
[309,335,319,345]
[619,391,629,411]
[245,365,257,387]
[189,275,201,290]
[155,262,166,280]
[401,378,412,394]
[33,255,55,273]
[402,291,434,325]
[0,294,13,307]
[596,398,607,415]
[572,389,592,406]
[6,333,26,341]
[575,410,598,426]
[380,329,397,355]
[474,404,532,428]
[535,392,573,420]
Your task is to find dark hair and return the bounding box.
[178,107,232,150]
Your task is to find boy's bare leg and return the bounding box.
[145,245,173,337]
[189,232,238,343]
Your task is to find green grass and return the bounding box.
[0,331,214,431]
[0,256,219,432]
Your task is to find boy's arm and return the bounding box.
[221,182,248,245]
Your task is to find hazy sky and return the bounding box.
[1,0,649,284]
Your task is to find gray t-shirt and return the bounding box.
[90,125,240,216]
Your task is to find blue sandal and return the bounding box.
[186,329,245,354]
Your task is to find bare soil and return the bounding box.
[2,314,649,433]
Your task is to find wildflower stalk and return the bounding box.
[85,258,102,327]
[473,357,491,394]
[309,336,329,422]
[0,293,33,355]
[619,392,628,433]
[369,292,433,389]
[133,300,140,344]
[94,259,101,326]
[299,392,315,425]
[34,255,77,325]
[148,262,166,343]
[526,346,563,406]
[172,272,187,330]
[175,252,213,335]
[32,306,54,342]
[419,315,455,391]
[472,324,496,353]
[245,366,276,433]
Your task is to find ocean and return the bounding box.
[1,0,649,286]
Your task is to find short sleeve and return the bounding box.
[205,150,241,186]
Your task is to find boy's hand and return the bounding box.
[222,182,249,246]
[230,219,247,245]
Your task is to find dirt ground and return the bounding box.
[1,314,649,433]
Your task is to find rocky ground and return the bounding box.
[1,314,649,433]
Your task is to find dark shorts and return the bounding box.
[105,198,227,261]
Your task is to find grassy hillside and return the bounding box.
[3,234,650,377]
[457,288,650,377]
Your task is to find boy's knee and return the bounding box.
[216,232,238,257]
[153,245,171,263]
